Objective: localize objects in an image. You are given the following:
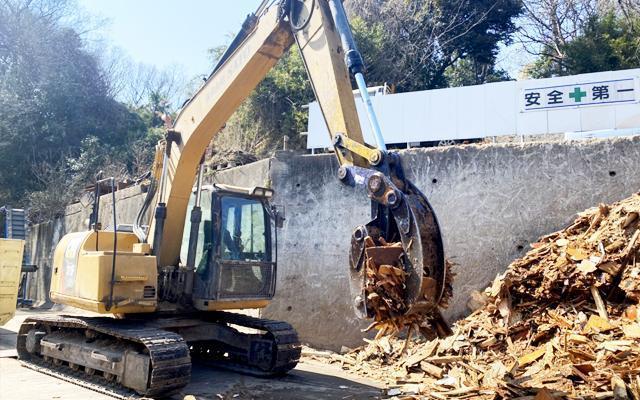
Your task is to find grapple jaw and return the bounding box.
[342,154,448,322]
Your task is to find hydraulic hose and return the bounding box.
[326,0,386,151]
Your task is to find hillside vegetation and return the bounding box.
[0,0,638,222]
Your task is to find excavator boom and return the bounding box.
[151,1,373,266]
[151,4,294,267]
[149,0,448,322]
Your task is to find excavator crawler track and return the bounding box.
[16,312,300,398]
[17,315,191,398]
[192,311,301,376]
[17,360,142,400]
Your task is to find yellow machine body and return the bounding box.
[0,239,25,325]
[50,231,157,314]
[49,228,271,314]
[46,0,446,323]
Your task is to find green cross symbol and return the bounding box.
[569,87,587,102]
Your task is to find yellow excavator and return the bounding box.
[16,0,447,396]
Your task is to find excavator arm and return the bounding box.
[149,0,448,323]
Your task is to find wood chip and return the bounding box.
[518,347,546,366]
[622,323,640,338]
[590,286,609,321]
[309,193,640,400]
[419,361,443,378]
[612,374,630,400]
[567,246,590,261]
[534,388,561,400]
[583,315,614,334]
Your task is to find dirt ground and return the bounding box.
[0,309,383,400]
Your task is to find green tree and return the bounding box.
[0,0,168,220]
[2,2,113,183]
[210,0,522,157]
[444,59,511,87]
[347,0,522,91]
[563,13,640,74]
[527,12,640,78]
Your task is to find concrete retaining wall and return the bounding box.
[26,137,640,350]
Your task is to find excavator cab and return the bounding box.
[181,184,280,311]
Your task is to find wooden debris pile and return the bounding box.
[362,236,453,338]
[320,193,640,399]
[505,198,640,304]
[363,237,411,331]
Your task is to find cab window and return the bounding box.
[220,196,269,262]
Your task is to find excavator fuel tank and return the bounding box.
[50,231,157,314]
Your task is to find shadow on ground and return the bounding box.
[1,309,382,400]
[183,362,381,400]
[0,326,17,357]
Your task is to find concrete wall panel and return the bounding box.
[26,137,640,350]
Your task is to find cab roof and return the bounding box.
[197,183,274,199]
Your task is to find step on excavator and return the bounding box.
[17,0,448,397]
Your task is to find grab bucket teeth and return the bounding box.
[349,174,449,326]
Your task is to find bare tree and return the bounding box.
[129,140,156,177]
[212,105,270,156]
[599,0,640,17]
[346,0,521,90]
[519,0,599,63]
[0,0,73,66]
[518,0,640,74]
[111,59,187,110]
[96,46,128,98]
[1,0,73,24]
[608,0,640,29]
[28,159,74,222]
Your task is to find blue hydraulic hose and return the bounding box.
[355,72,387,151]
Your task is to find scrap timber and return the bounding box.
[361,236,454,339]
[314,193,640,399]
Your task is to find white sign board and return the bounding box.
[522,78,638,111]
[305,68,640,149]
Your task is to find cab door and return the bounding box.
[212,195,276,300]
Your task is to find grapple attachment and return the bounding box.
[341,155,450,330]
[287,0,451,332]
